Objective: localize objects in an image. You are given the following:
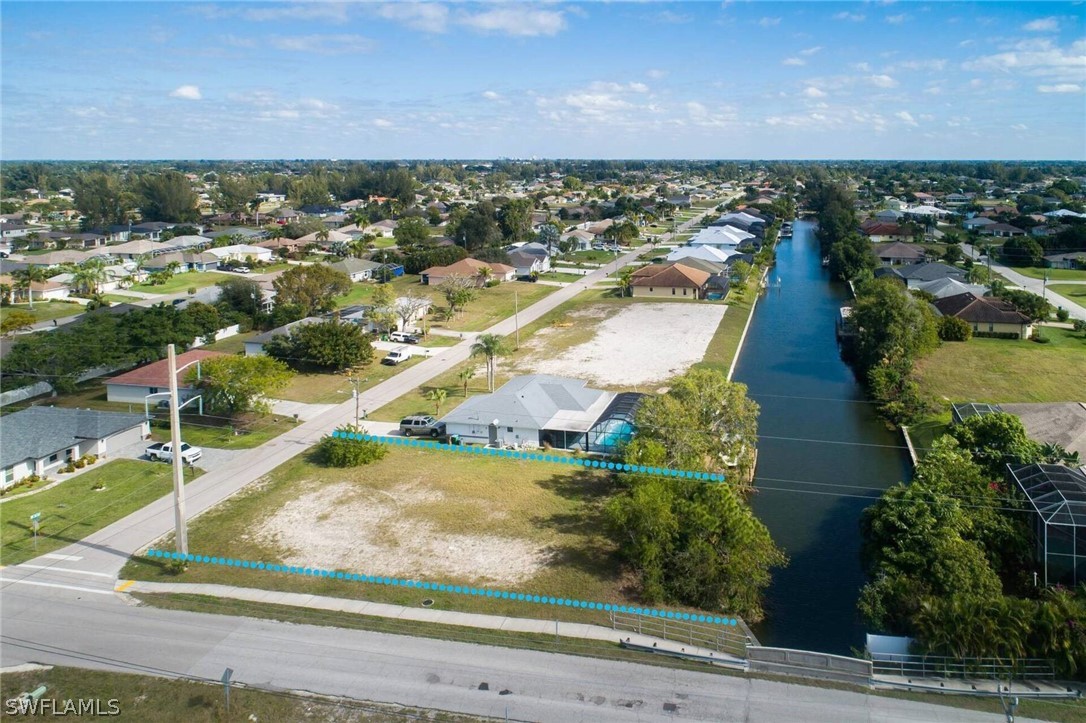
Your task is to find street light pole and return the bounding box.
[167,344,188,554]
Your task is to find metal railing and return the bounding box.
[608,611,753,658]
[872,654,1056,680]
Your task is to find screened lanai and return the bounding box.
[1008,463,1086,587]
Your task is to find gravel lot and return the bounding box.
[522,302,727,387]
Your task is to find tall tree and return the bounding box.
[74,172,133,230]
[393,216,431,248]
[14,266,48,309]
[266,319,374,372]
[272,264,351,315]
[189,355,294,417]
[453,201,502,251]
[498,198,534,243]
[137,171,200,222]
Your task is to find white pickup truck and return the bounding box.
[145,441,203,464]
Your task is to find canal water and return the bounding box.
[733,219,912,656]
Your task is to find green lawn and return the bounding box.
[199,329,258,354]
[542,272,588,283]
[119,447,665,628]
[914,327,1086,403]
[147,414,297,450]
[273,351,427,406]
[1005,265,1086,282]
[0,301,85,325]
[129,271,229,295]
[557,250,613,264]
[0,460,201,566]
[1047,283,1086,301]
[695,273,761,376]
[435,281,558,332]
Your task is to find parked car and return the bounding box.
[145,441,203,464]
[234,266,251,274]
[381,346,411,365]
[389,331,419,344]
[399,415,446,438]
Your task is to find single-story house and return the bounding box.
[440,374,642,453]
[1044,251,1086,270]
[933,292,1034,338]
[20,249,94,267]
[912,277,988,300]
[105,349,227,404]
[688,225,754,250]
[860,222,912,244]
[330,258,382,282]
[143,251,220,272]
[0,407,149,488]
[296,229,354,247]
[979,223,1027,238]
[876,262,968,289]
[103,239,169,260]
[254,237,308,255]
[1043,209,1086,220]
[205,227,266,242]
[206,244,274,264]
[875,209,904,223]
[629,262,710,300]
[560,229,595,251]
[873,242,926,266]
[244,317,324,356]
[962,216,995,231]
[666,245,742,265]
[363,220,398,238]
[0,274,71,302]
[130,221,178,241]
[507,250,550,276]
[420,258,516,286]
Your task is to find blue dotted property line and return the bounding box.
[145,549,740,627]
[330,431,728,483]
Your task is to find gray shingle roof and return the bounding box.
[0,407,145,469]
[441,375,613,432]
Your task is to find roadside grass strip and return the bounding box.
[143,548,741,627]
[330,431,729,483]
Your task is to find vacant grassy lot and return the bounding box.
[696,273,762,377]
[129,271,229,295]
[0,300,84,325]
[1047,283,1086,302]
[275,352,427,405]
[335,276,556,332]
[0,666,472,723]
[121,447,646,626]
[913,328,1086,403]
[1006,265,1086,282]
[1,460,200,566]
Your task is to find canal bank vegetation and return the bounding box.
[606,368,787,623]
[804,177,876,281]
[859,418,1086,679]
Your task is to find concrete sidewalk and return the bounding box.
[121,580,747,668]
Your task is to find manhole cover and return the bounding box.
[422,598,434,607]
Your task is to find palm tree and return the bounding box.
[477,265,493,286]
[74,258,108,296]
[427,388,448,415]
[15,266,48,309]
[470,333,509,392]
[458,367,475,396]
[617,267,634,297]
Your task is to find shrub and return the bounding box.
[1031,331,1050,344]
[937,316,972,342]
[73,459,86,469]
[1074,319,1086,333]
[1056,307,1070,323]
[485,279,500,288]
[315,433,388,467]
[60,463,76,474]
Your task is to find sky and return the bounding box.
[2,1,1085,160]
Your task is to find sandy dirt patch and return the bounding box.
[254,481,550,586]
[522,302,726,386]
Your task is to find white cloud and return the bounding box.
[758,17,781,27]
[627,82,649,93]
[646,69,669,79]
[1011,123,1029,130]
[459,6,567,36]
[886,14,907,24]
[782,57,806,66]
[800,46,823,56]
[654,10,691,24]
[895,110,918,126]
[1038,83,1082,93]
[852,62,872,72]
[893,59,947,72]
[1023,17,1059,32]
[169,85,201,100]
[372,118,394,128]
[268,34,374,55]
[686,101,707,117]
[869,74,899,88]
[834,12,866,22]
[375,3,450,33]
[963,39,1086,84]
[482,90,501,101]
[803,86,828,98]
[192,3,351,24]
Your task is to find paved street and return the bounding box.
[0,584,1014,722]
[963,243,1086,320]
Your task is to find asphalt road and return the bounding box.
[0,584,1012,722]
[963,243,1086,320]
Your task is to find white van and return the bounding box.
[382,347,412,365]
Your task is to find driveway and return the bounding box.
[111,439,246,471]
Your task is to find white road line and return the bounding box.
[15,565,115,579]
[0,577,114,595]
[40,554,84,561]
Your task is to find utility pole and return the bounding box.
[349,376,368,427]
[514,290,520,350]
[1042,270,1049,305]
[167,344,188,554]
